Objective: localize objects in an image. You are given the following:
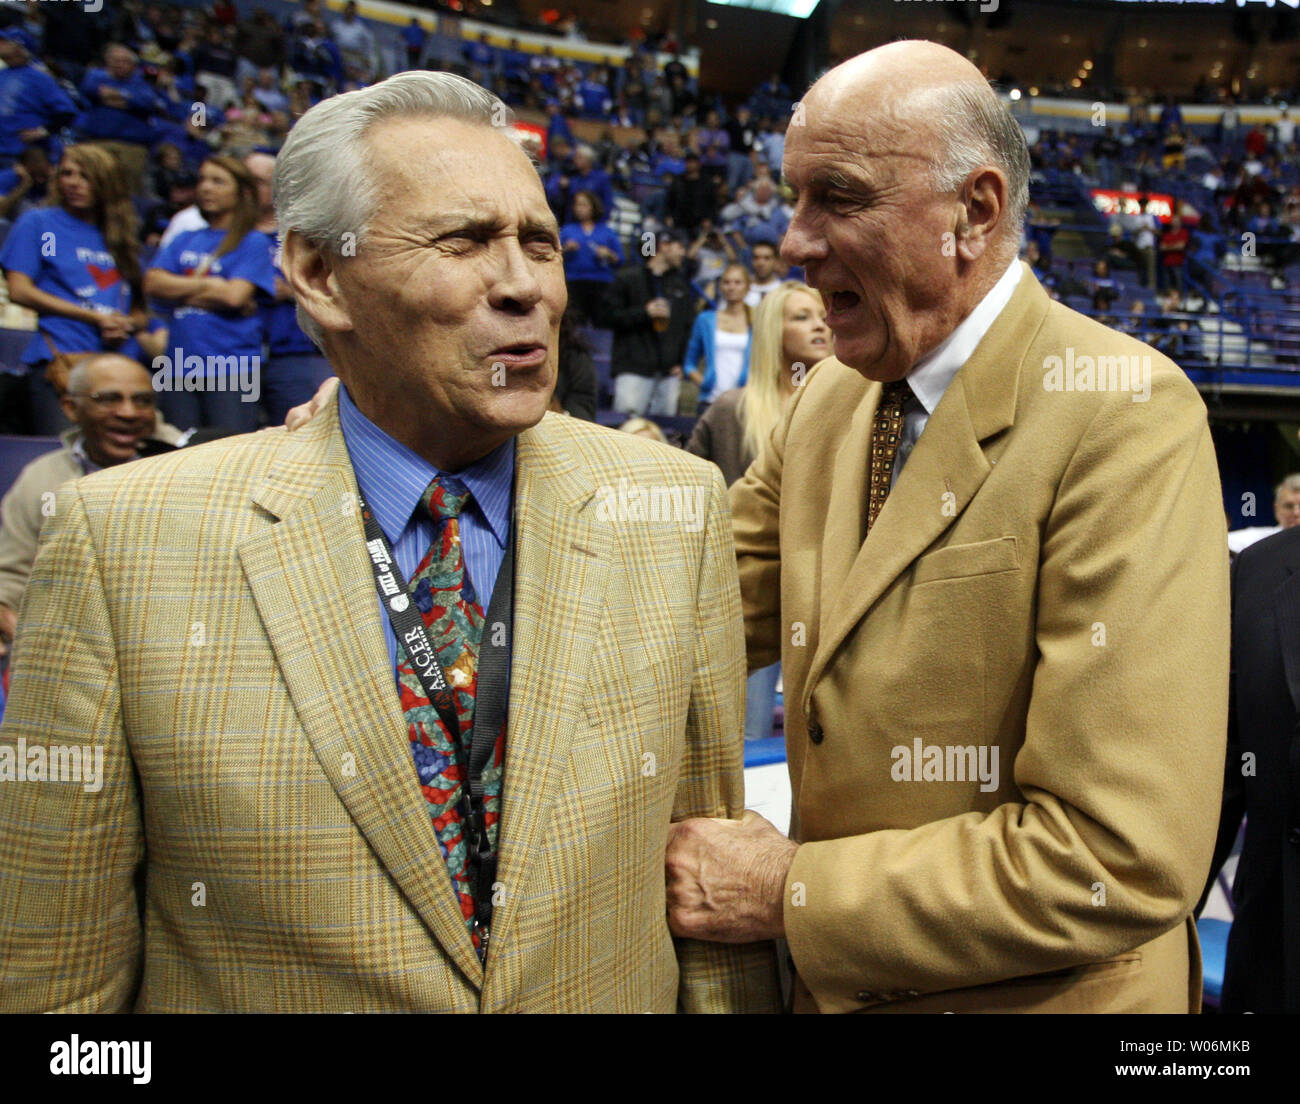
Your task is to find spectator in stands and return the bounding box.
[606,228,691,416]
[290,21,342,91]
[724,103,758,191]
[766,115,791,171]
[0,145,52,225]
[744,239,782,306]
[252,68,290,116]
[1092,126,1120,189]
[546,143,612,225]
[402,18,427,71]
[683,262,751,416]
[695,108,729,187]
[234,9,286,90]
[1091,258,1119,311]
[1,144,144,435]
[666,151,717,236]
[1158,213,1189,296]
[248,151,331,427]
[1246,122,1269,161]
[1247,201,1284,272]
[334,1,376,81]
[1122,298,1148,338]
[1131,195,1159,289]
[1275,107,1296,150]
[77,44,165,193]
[0,353,181,659]
[560,188,623,326]
[727,176,790,251]
[0,28,77,171]
[749,73,790,122]
[688,217,737,294]
[1227,473,1300,554]
[1162,123,1186,172]
[618,415,667,443]
[1158,97,1183,135]
[192,22,239,110]
[144,155,277,432]
[686,281,828,740]
[551,308,597,421]
[1153,286,1195,361]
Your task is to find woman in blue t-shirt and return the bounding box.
[560,189,623,325]
[0,144,145,434]
[145,155,277,432]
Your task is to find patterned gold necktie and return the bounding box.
[866,379,913,534]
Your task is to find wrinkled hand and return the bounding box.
[285,375,339,431]
[666,810,797,943]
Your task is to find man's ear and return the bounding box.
[955,166,1008,263]
[58,394,77,425]
[280,229,354,335]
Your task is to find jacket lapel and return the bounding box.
[484,415,613,970]
[236,394,485,988]
[1273,565,1300,717]
[803,266,1048,710]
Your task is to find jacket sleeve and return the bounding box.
[673,467,782,1013]
[604,270,650,332]
[0,481,143,1012]
[559,347,597,421]
[730,369,811,672]
[783,375,1232,1013]
[1198,548,1247,915]
[684,313,708,377]
[0,463,50,613]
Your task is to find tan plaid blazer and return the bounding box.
[0,393,779,1012]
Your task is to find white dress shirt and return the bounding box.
[894,257,1023,485]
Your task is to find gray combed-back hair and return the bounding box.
[921,80,1031,248]
[274,71,518,343]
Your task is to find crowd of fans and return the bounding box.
[1013,99,1300,371]
[0,0,812,439]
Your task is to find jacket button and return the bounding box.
[1289,828,1300,846]
[809,721,824,745]
[856,990,875,1002]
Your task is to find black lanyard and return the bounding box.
[357,489,514,953]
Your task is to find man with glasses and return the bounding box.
[0,354,178,657]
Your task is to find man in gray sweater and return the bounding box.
[0,353,180,655]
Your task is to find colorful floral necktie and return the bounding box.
[396,475,505,958]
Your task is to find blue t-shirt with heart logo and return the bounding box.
[0,205,133,366]
[151,226,278,366]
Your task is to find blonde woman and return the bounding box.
[686,280,829,739]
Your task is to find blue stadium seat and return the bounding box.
[0,329,33,373]
[1197,916,1231,1008]
[0,435,61,501]
[742,736,787,769]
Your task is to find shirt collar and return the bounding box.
[337,384,513,549]
[906,256,1023,416]
[68,431,102,474]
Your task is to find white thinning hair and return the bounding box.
[922,80,1031,249]
[273,71,521,345]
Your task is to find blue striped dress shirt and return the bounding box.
[337,384,515,675]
